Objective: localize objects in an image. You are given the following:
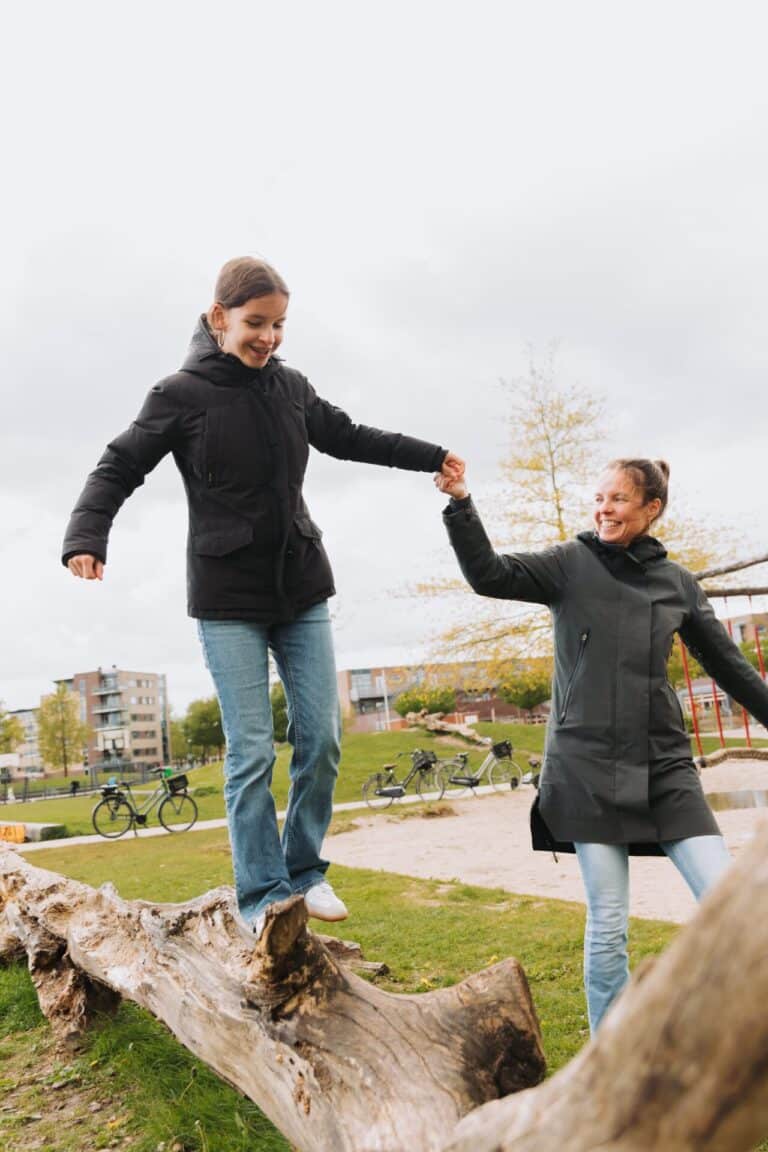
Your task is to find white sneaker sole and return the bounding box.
[304,905,349,922]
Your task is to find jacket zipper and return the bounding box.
[559,630,590,723]
[204,409,218,487]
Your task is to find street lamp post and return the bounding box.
[375,673,391,731]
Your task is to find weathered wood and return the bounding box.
[0,850,544,1152]
[444,821,768,1152]
[406,710,489,745]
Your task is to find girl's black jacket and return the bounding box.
[63,317,447,621]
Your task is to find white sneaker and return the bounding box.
[304,881,348,922]
[234,909,267,945]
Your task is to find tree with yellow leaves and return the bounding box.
[0,702,24,755]
[37,683,91,779]
[422,347,736,678]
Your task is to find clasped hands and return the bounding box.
[436,451,469,500]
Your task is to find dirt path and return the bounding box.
[326,759,768,923]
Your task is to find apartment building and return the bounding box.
[6,708,41,776]
[65,666,171,772]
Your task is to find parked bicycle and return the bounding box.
[441,740,529,796]
[362,749,445,810]
[91,768,198,838]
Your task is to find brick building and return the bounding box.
[337,660,545,733]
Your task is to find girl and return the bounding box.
[64,256,464,940]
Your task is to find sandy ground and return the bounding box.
[325,759,768,923]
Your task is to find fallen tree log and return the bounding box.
[445,821,768,1152]
[405,709,490,744]
[0,850,544,1152]
[4,824,768,1152]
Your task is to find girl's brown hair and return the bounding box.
[608,458,670,518]
[211,257,290,310]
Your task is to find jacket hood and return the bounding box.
[577,529,667,573]
[180,315,281,385]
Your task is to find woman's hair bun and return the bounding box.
[654,459,670,481]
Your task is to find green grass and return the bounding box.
[3,724,765,838]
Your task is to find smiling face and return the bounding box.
[593,468,662,547]
[210,292,288,369]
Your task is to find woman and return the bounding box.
[64,256,464,941]
[436,458,768,1032]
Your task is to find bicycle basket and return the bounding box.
[414,749,437,771]
[167,774,189,794]
[492,740,512,759]
[101,784,119,797]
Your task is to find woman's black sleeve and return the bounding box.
[679,573,768,727]
[443,496,567,606]
[61,384,181,566]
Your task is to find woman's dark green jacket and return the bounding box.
[444,496,768,853]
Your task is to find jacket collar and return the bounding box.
[577,529,667,574]
[180,315,282,386]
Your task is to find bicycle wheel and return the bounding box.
[490,758,524,792]
[92,796,134,839]
[362,772,396,810]
[158,792,198,832]
[416,765,446,803]
[440,759,469,798]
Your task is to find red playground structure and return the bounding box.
[679,551,768,756]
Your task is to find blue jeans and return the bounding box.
[197,601,341,922]
[574,836,732,1033]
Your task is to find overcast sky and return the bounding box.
[3,1,768,714]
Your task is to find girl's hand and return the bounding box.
[68,554,104,580]
[441,451,465,480]
[434,471,469,500]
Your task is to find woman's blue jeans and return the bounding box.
[197,601,341,923]
[574,836,732,1033]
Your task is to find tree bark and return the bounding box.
[444,821,768,1152]
[406,710,489,744]
[0,850,544,1152]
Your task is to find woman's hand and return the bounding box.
[441,451,465,480]
[434,471,469,500]
[67,554,104,580]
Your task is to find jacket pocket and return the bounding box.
[191,524,254,556]
[559,629,590,723]
[294,515,323,541]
